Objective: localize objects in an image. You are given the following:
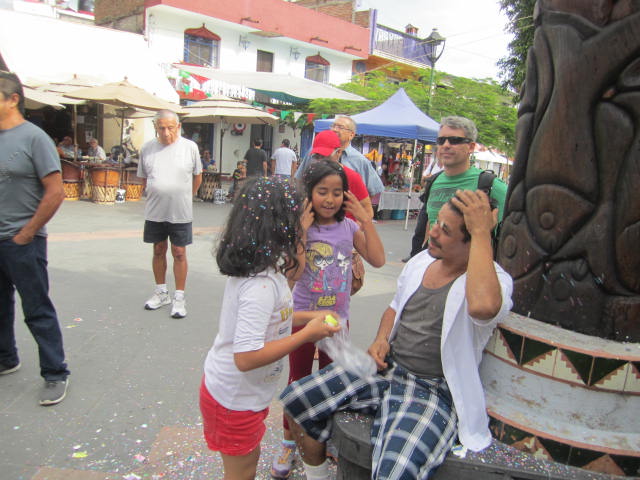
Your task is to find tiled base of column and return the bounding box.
[482,313,640,477]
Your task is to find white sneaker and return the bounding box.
[144,291,171,310]
[171,297,187,318]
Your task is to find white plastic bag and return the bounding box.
[317,329,376,379]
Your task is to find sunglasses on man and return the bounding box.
[436,136,472,145]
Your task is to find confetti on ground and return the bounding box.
[133,454,146,463]
[72,451,88,458]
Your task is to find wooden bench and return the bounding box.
[332,411,614,480]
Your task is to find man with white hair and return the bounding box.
[137,110,202,319]
[296,116,384,198]
[87,138,106,162]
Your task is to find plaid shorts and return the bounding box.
[280,362,458,479]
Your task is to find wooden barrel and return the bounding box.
[89,166,120,204]
[198,172,220,201]
[81,167,92,199]
[62,180,81,201]
[124,183,144,201]
[90,166,120,188]
[61,160,82,182]
[122,167,144,185]
[122,167,144,201]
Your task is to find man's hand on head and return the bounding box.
[451,190,497,238]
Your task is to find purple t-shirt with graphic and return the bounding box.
[293,218,359,323]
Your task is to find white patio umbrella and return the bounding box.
[181,95,279,172]
[172,64,367,103]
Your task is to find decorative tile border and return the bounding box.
[489,416,640,476]
[483,313,640,476]
[485,314,640,395]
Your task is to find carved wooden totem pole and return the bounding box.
[497,0,640,342]
[483,2,640,474]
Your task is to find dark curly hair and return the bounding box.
[447,195,499,243]
[0,70,25,115]
[302,158,349,223]
[216,176,304,277]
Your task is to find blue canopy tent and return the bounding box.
[313,88,439,142]
[314,88,439,230]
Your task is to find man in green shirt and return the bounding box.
[403,116,507,261]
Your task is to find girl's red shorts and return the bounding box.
[199,378,269,456]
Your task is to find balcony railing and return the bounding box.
[372,24,433,67]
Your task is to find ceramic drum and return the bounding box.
[90,166,121,204]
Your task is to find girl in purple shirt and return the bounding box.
[272,159,385,478]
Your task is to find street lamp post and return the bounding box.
[424,28,446,115]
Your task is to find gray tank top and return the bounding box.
[390,279,454,378]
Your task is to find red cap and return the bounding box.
[311,130,341,156]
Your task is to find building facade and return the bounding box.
[93,0,371,164]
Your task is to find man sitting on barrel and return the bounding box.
[281,190,513,480]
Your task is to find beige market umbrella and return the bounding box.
[181,95,279,172]
[28,75,99,154]
[65,78,183,150]
[64,78,182,112]
[181,95,279,124]
[28,74,100,103]
[23,87,66,110]
[103,107,157,119]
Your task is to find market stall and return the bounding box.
[378,191,423,211]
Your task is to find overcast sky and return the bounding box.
[358,0,513,81]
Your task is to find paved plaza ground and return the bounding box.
[1,196,625,480]
[0,196,411,480]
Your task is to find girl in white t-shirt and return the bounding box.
[200,176,340,480]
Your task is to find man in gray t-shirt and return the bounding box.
[0,71,70,406]
[137,110,202,319]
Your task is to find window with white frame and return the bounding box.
[305,54,330,83]
[184,26,220,67]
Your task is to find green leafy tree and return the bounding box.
[309,69,517,156]
[498,0,536,97]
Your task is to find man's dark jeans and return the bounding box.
[0,236,69,381]
[409,205,428,258]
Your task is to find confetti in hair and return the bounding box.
[216,177,304,277]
